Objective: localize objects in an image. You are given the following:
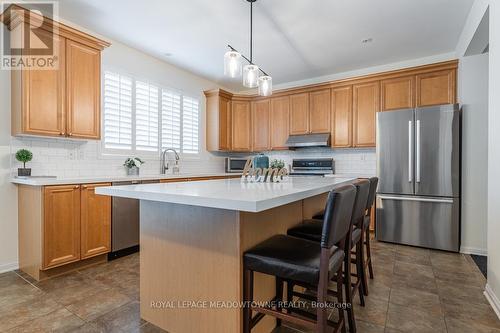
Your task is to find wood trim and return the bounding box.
[1,4,111,50]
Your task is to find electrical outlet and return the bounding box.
[68,150,76,160]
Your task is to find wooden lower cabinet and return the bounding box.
[80,183,111,259]
[43,185,81,269]
[43,183,112,269]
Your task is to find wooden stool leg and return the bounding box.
[286,281,294,314]
[344,252,356,333]
[365,228,374,279]
[337,265,347,333]
[243,269,254,333]
[356,242,366,306]
[359,233,369,297]
[275,277,284,327]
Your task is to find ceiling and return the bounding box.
[55,0,474,91]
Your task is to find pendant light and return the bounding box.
[224,0,272,96]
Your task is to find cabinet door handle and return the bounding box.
[59,131,64,136]
[68,133,73,137]
[74,185,80,189]
[81,185,87,189]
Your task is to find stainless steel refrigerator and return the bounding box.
[376,104,461,252]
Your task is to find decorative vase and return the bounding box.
[126,166,139,176]
[253,154,269,169]
[17,168,31,176]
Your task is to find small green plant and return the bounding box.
[270,159,285,169]
[15,149,33,168]
[123,157,145,169]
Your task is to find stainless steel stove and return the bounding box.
[289,158,335,176]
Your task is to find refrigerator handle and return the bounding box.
[416,120,421,183]
[377,195,454,204]
[408,120,413,183]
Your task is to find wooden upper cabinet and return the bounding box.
[309,89,331,133]
[290,93,310,135]
[251,99,270,151]
[270,96,290,150]
[353,82,379,147]
[205,90,232,151]
[6,7,110,139]
[416,69,456,107]
[12,33,66,137]
[331,86,353,148]
[80,183,111,259]
[219,96,232,151]
[381,76,414,111]
[66,40,101,139]
[43,185,81,269]
[231,100,252,151]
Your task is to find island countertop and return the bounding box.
[95,176,355,212]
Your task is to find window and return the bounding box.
[103,72,133,150]
[161,89,181,151]
[102,71,200,156]
[135,81,159,151]
[182,96,199,154]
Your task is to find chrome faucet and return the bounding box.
[161,148,180,174]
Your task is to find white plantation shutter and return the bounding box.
[103,72,132,150]
[161,89,181,151]
[135,81,159,151]
[182,96,199,154]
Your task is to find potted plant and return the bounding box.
[15,149,33,176]
[124,157,145,175]
[270,159,286,179]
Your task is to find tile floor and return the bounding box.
[0,239,498,333]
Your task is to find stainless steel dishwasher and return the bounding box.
[109,179,159,259]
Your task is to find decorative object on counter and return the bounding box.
[15,149,33,176]
[223,0,273,96]
[253,154,269,169]
[242,158,288,183]
[270,159,285,170]
[124,157,145,176]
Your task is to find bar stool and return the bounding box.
[287,179,371,333]
[243,185,357,333]
[363,177,378,282]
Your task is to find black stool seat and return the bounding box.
[287,219,323,243]
[289,222,363,249]
[244,235,344,286]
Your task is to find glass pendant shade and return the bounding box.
[242,64,259,88]
[258,75,273,96]
[223,51,242,78]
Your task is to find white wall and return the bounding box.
[0,58,18,273]
[458,53,489,255]
[486,0,500,317]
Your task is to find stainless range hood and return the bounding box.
[285,133,331,148]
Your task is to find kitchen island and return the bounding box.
[96,176,355,333]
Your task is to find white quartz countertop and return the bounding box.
[10,172,241,186]
[95,176,356,212]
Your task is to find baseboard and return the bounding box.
[460,246,488,256]
[485,284,500,320]
[0,261,19,274]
